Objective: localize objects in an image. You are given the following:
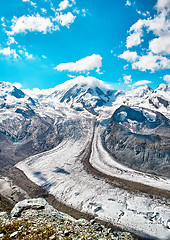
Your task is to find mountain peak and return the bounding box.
[55,76,111,92]
[156,83,168,91]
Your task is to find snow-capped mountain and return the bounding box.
[0,78,169,173]
[0,81,36,109]
[44,76,121,113]
[113,84,170,119]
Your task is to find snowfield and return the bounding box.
[16,119,170,240]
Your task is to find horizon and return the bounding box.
[0,0,170,91]
[1,75,169,93]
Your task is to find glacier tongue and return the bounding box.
[16,118,170,240]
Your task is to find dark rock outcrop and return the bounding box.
[102,106,170,178]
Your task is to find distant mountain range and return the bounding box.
[0,78,169,177]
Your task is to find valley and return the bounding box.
[0,78,170,239]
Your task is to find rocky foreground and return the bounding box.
[0,198,138,240]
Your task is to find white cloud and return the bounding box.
[123,64,129,69]
[0,47,19,58]
[10,14,54,35]
[145,11,169,36]
[96,68,103,75]
[133,80,152,86]
[58,0,72,11]
[25,51,34,59]
[123,75,132,84]
[156,0,170,10]
[82,9,87,16]
[121,0,170,73]
[0,0,80,60]
[125,0,131,6]
[163,74,170,83]
[119,50,138,62]
[67,74,76,78]
[55,54,102,72]
[126,31,143,48]
[7,36,17,45]
[53,12,76,27]
[132,52,170,72]
[149,34,170,55]
[1,17,6,27]
[129,18,145,32]
[42,55,47,59]
[41,8,47,13]
[126,6,169,47]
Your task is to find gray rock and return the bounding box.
[10,198,75,221]
[0,233,4,238]
[10,231,18,238]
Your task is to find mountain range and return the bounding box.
[0,78,169,177]
[0,77,170,239]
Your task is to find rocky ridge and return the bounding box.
[0,198,137,240]
[102,105,170,177]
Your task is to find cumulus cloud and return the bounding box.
[125,0,170,50]
[149,34,170,55]
[132,53,170,72]
[163,74,170,83]
[120,0,170,73]
[0,0,82,59]
[123,75,132,84]
[126,19,145,49]
[57,0,73,11]
[0,47,19,58]
[133,80,152,86]
[10,14,54,35]
[156,0,170,10]
[119,50,138,62]
[126,31,143,48]
[55,54,102,73]
[53,12,76,27]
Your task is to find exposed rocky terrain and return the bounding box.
[0,198,138,240]
[102,105,170,177]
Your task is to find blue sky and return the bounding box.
[0,0,169,90]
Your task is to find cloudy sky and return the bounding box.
[0,0,170,90]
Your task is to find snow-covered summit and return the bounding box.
[0,81,36,109]
[54,76,111,91]
[48,76,119,110]
[156,83,169,92]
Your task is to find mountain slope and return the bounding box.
[102,105,170,177]
[44,76,122,113]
